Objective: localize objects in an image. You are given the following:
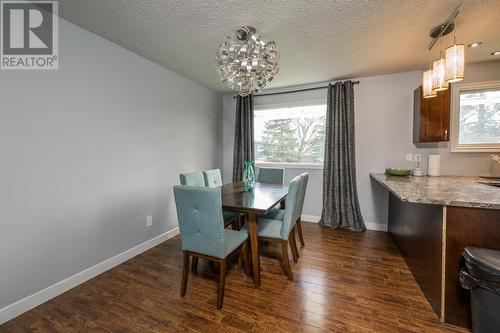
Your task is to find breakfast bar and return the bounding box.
[371,173,500,329]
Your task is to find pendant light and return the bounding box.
[445,18,465,82]
[423,6,465,95]
[423,50,436,98]
[432,38,449,91]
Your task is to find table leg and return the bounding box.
[247,212,260,287]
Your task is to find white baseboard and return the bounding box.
[301,215,388,232]
[364,222,388,232]
[301,214,320,223]
[0,227,180,325]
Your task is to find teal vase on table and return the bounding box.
[242,161,256,192]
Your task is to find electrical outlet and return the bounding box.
[146,216,153,227]
[406,153,413,162]
[414,154,422,163]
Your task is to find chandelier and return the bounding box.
[422,6,465,98]
[214,26,279,96]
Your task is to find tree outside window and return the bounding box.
[255,104,326,164]
[459,90,500,145]
[452,81,500,152]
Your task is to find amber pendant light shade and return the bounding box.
[422,69,436,98]
[445,43,465,83]
[432,58,449,91]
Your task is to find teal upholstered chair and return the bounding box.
[180,170,237,228]
[179,171,205,187]
[242,175,304,280]
[174,185,250,309]
[295,173,309,246]
[262,173,309,247]
[203,169,223,187]
[257,167,286,209]
[203,169,244,229]
[257,167,285,184]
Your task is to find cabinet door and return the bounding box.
[414,86,450,142]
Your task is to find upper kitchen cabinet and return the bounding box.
[413,85,451,143]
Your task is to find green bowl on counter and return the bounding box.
[385,168,412,176]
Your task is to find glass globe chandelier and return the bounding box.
[214,26,279,96]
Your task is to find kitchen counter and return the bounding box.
[370,173,500,209]
[372,172,500,328]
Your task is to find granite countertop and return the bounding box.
[370,173,500,209]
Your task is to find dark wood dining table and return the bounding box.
[221,181,288,287]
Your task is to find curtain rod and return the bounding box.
[232,80,360,99]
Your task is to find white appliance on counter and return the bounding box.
[428,155,441,176]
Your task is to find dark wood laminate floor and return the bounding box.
[1,222,469,333]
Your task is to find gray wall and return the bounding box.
[222,61,500,229]
[0,18,220,310]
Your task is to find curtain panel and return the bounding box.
[320,81,365,231]
[233,95,255,181]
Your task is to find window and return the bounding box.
[254,102,326,167]
[451,81,500,152]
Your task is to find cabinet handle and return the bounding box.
[444,129,448,140]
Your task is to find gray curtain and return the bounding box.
[232,95,255,181]
[320,81,365,231]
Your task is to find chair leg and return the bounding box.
[281,240,293,281]
[217,259,227,309]
[181,251,189,297]
[237,214,248,272]
[238,255,243,272]
[240,241,251,276]
[209,260,215,273]
[231,219,239,231]
[191,257,198,275]
[289,227,299,263]
[238,213,246,228]
[296,219,305,247]
[279,198,286,209]
[237,243,242,272]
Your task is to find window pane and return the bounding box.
[255,104,326,164]
[459,89,500,145]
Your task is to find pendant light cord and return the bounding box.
[453,15,458,44]
[439,35,442,58]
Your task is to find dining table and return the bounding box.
[221,181,288,287]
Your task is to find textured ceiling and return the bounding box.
[58,0,500,93]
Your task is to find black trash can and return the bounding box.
[459,247,500,333]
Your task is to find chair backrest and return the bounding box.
[280,175,303,239]
[297,173,309,217]
[173,185,226,258]
[203,169,223,187]
[257,167,284,184]
[179,171,205,187]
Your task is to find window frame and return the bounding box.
[451,80,500,153]
[254,100,326,169]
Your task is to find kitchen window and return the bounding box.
[451,81,500,152]
[254,102,326,168]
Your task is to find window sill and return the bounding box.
[451,145,500,153]
[255,162,324,170]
